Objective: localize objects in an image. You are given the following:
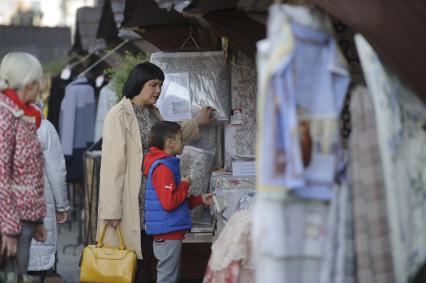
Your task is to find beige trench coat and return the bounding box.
[97,97,199,259]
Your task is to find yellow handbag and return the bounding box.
[80,224,137,283]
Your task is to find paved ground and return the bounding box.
[55,220,83,283]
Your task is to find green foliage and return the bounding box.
[42,56,69,76]
[105,51,148,100]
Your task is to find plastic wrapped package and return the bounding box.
[210,171,256,192]
[179,146,215,225]
[209,172,256,223]
[187,125,218,153]
[220,189,256,223]
[187,125,224,169]
[151,51,231,121]
[224,124,255,172]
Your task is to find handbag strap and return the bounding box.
[97,224,125,250]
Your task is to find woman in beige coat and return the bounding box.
[98,62,214,282]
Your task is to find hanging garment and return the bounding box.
[94,83,117,141]
[257,4,350,199]
[47,75,72,134]
[320,181,355,283]
[349,86,394,283]
[203,210,254,283]
[254,5,350,283]
[252,196,329,283]
[59,75,96,182]
[356,35,426,283]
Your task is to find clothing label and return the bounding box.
[230,108,242,125]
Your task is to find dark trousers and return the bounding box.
[0,221,36,274]
[134,230,155,283]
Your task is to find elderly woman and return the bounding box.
[98,62,214,282]
[0,52,47,273]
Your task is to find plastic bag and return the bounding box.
[151,51,231,121]
[179,146,215,225]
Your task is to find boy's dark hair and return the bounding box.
[122,62,165,99]
[150,121,182,149]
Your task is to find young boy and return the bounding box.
[143,121,213,283]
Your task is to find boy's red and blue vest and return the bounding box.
[144,156,192,235]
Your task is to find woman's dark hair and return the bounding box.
[122,62,165,99]
[150,121,182,150]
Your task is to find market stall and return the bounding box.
[76,1,426,283]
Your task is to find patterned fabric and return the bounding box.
[0,93,45,235]
[252,196,329,283]
[320,182,355,283]
[203,211,254,283]
[133,103,161,228]
[231,50,257,157]
[179,146,215,225]
[349,86,394,283]
[133,104,160,151]
[256,5,350,199]
[356,35,426,282]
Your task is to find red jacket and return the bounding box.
[144,147,203,240]
[0,93,46,235]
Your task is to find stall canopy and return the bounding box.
[71,6,106,53]
[203,10,266,59]
[181,0,239,13]
[97,0,119,41]
[122,0,188,28]
[121,0,220,51]
[153,0,273,13]
[95,0,160,66]
[313,0,426,103]
[151,0,268,59]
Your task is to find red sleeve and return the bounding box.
[188,195,204,209]
[152,164,190,212]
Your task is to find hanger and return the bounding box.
[60,52,93,80]
[179,27,200,50]
[70,53,92,69]
[78,39,130,77]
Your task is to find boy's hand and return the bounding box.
[201,193,214,205]
[182,176,192,186]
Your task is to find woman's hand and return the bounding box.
[197,107,216,126]
[34,224,47,242]
[56,211,69,224]
[201,193,214,205]
[104,219,120,228]
[1,235,17,257]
